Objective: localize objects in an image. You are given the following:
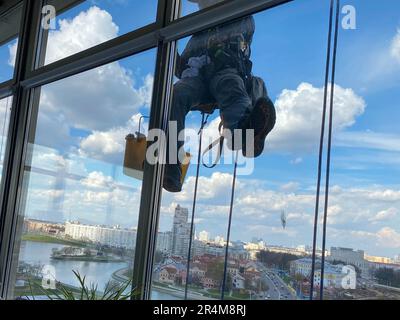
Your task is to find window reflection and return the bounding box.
[0,96,12,182]
[10,50,155,299]
[181,0,229,17]
[0,3,22,82]
[37,0,158,67]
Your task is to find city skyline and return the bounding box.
[23,215,400,263]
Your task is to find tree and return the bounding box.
[374,268,400,288]
[224,273,233,293]
[205,260,224,280]
[256,251,300,270]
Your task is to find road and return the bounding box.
[257,264,297,300]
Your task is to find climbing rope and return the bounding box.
[184,112,209,300]
[309,0,340,300]
[319,0,340,300]
[183,111,239,301]
[221,150,239,300]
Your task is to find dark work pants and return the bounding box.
[165,67,253,182]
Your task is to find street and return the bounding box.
[256,264,297,300]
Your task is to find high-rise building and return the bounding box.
[157,231,172,252]
[198,230,210,242]
[328,247,371,277]
[171,205,193,257]
[65,222,136,249]
[214,236,225,246]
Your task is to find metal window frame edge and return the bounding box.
[131,0,181,301]
[0,0,42,298]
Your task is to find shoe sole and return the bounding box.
[243,97,276,158]
[163,177,183,193]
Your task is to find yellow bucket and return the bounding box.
[123,133,191,184]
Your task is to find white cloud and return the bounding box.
[10,6,154,158]
[31,189,65,200]
[335,131,400,152]
[174,171,239,203]
[267,82,366,153]
[377,227,400,248]
[8,39,18,67]
[369,207,397,223]
[8,7,118,67]
[45,6,119,65]
[290,157,303,165]
[78,113,147,162]
[280,182,299,192]
[368,189,400,202]
[81,171,114,189]
[39,62,151,133]
[391,29,400,63]
[0,97,12,149]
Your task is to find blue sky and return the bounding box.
[1,0,400,258]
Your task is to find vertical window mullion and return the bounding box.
[0,0,43,298]
[132,0,181,301]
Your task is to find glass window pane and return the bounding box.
[180,0,230,17]
[0,96,12,182]
[9,49,156,299]
[152,0,330,300]
[326,0,400,300]
[38,0,158,67]
[0,3,22,82]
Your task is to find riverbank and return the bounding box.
[51,255,126,263]
[22,234,86,247]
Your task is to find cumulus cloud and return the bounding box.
[31,189,65,200]
[280,182,299,192]
[45,6,118,65]
[78,114,146,163]
[391,29,400,63]
[158,173,400,253]
[369,208,397,223]
[81,171,114,189]
[267,82,366,153]
[11,6,154,160]
[8,40,18,67]
[376,227,400,248]
[8,7,118,67]
[39,62,152,133]
[319,186,400,227]
[367,189,400,202]
[174,172,239,203]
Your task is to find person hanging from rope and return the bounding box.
[163,0,276,193]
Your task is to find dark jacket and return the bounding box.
[176,16,255,79]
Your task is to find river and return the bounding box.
[18,241,179,300]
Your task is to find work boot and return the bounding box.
[163,163,183,193]
[242,97,276,158]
